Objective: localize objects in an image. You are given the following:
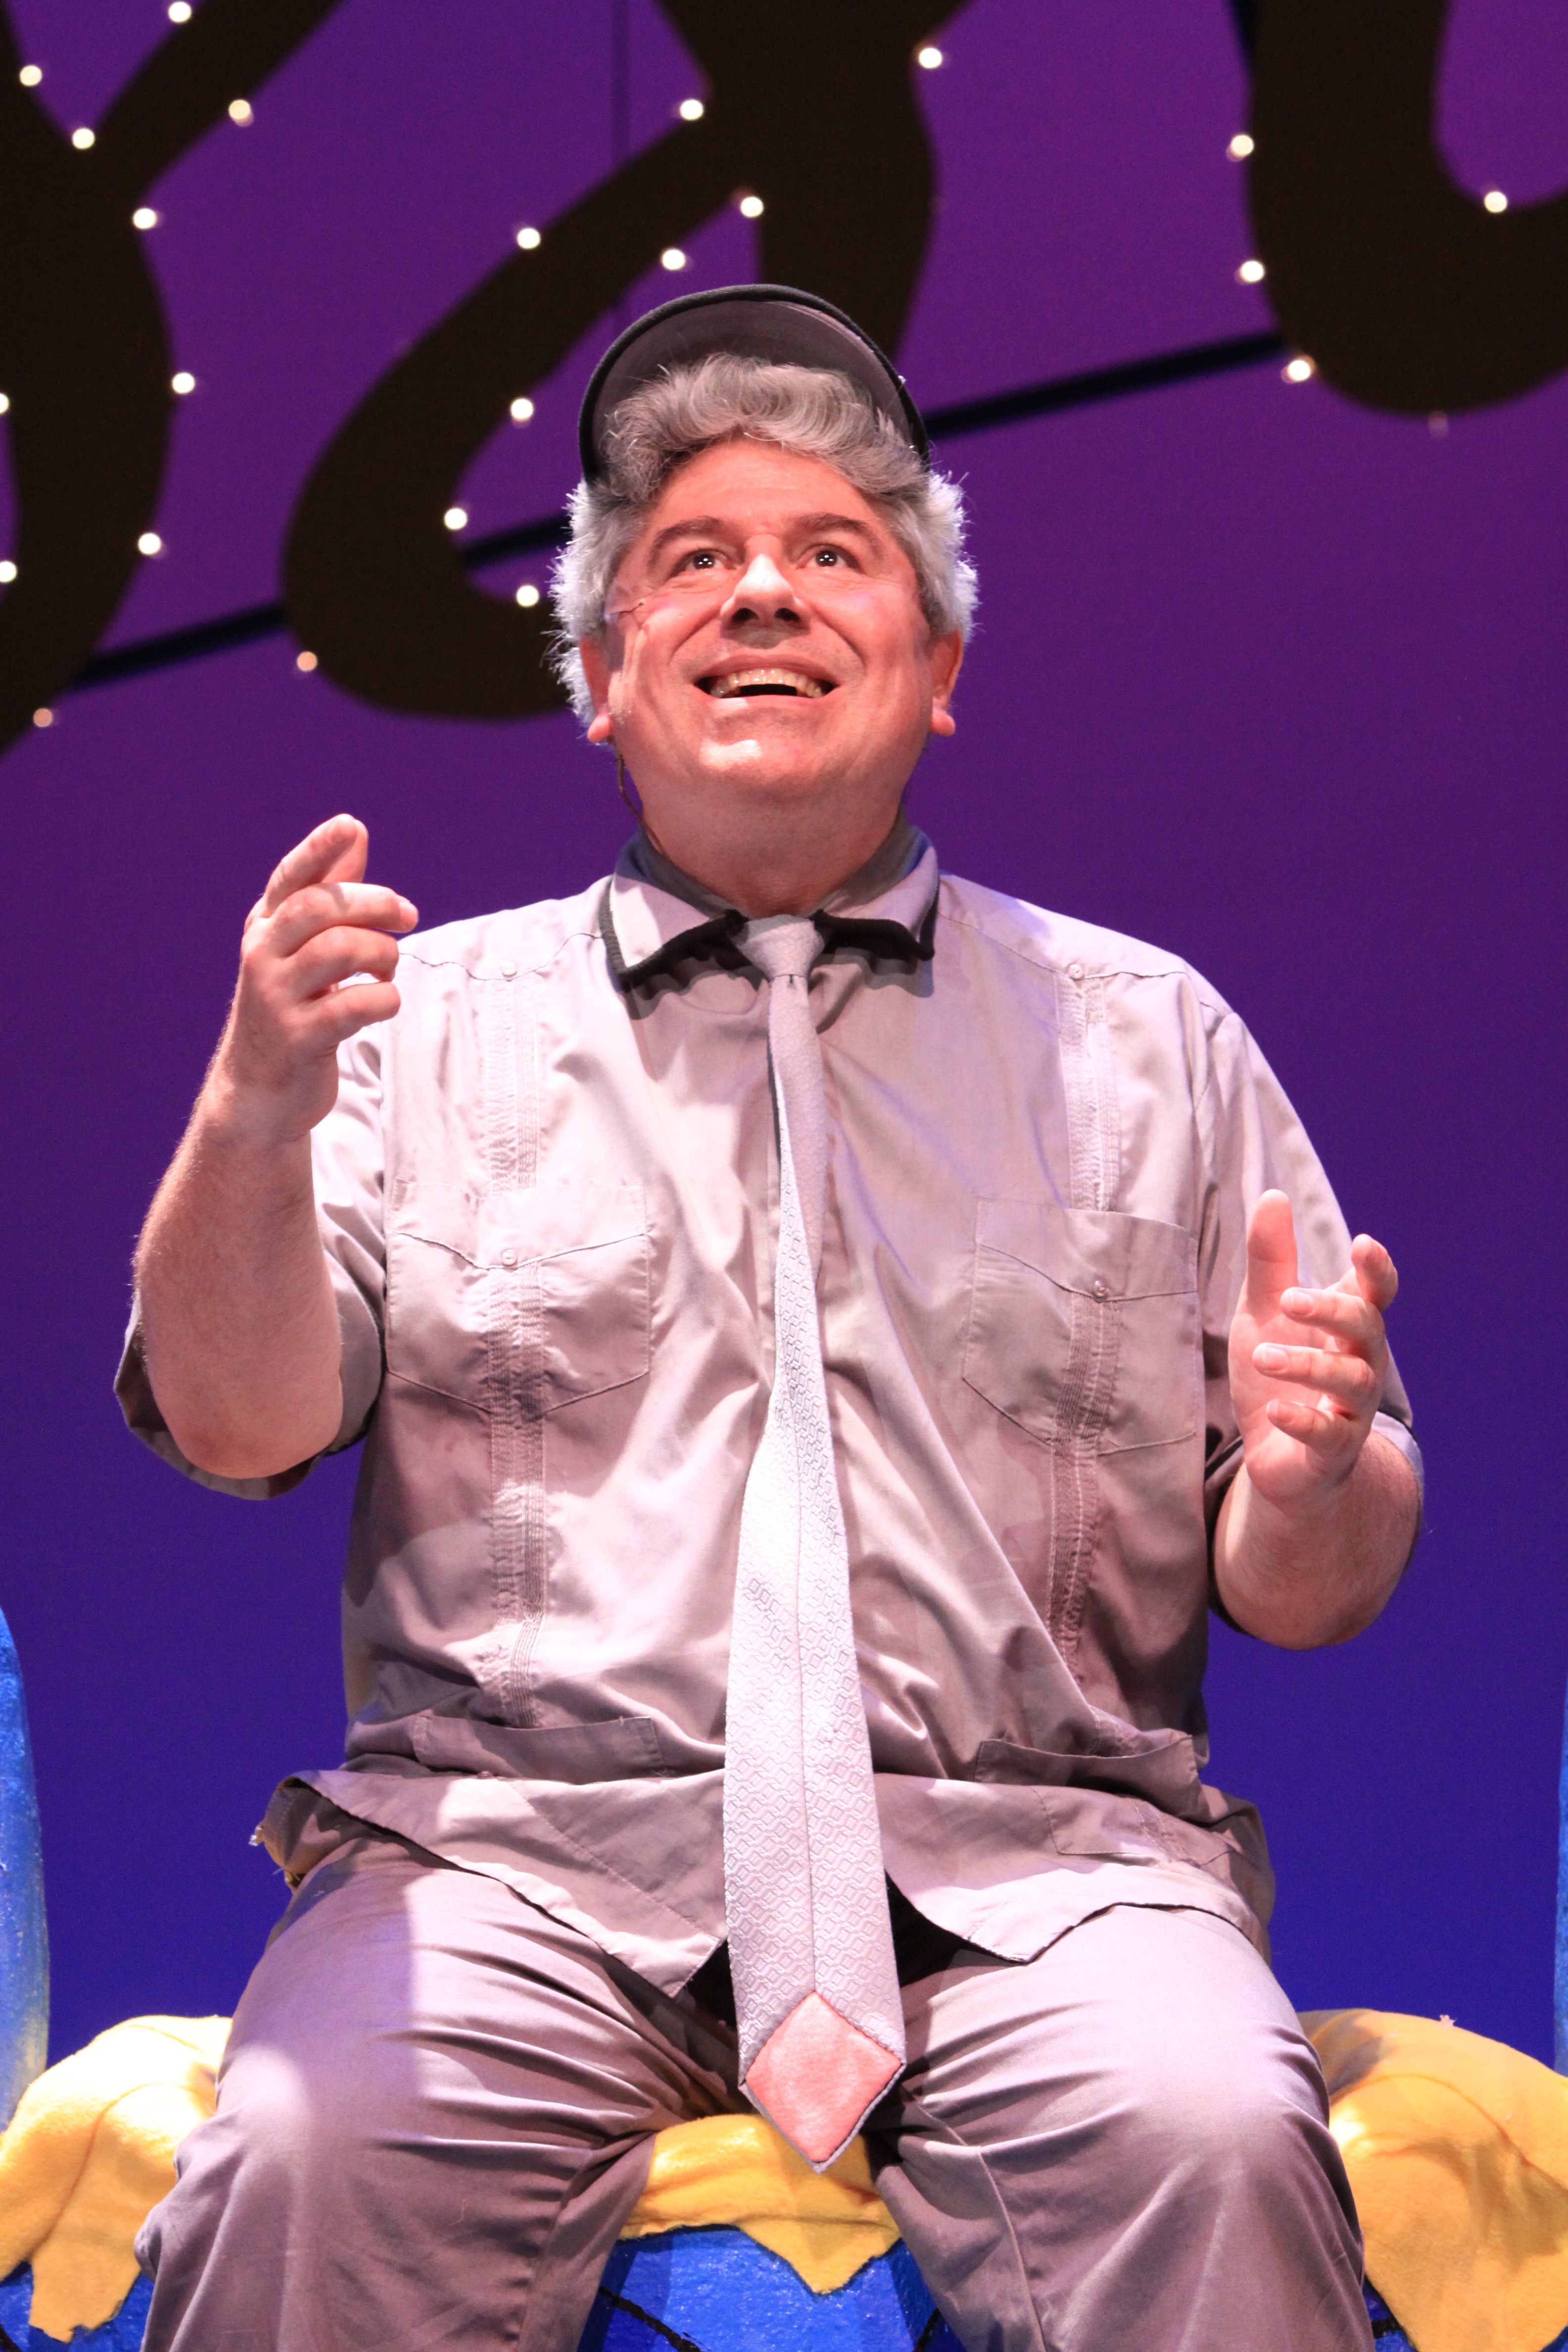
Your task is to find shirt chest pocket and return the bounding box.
[385,1182,650,1415]
[962,1198,1198,1452]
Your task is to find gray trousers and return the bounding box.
[138,1835,1370,2352]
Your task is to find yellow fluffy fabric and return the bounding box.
[1303,2009,1568,2352]
[621,2112,899,2293]
[0,2014,229,2338]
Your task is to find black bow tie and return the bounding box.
[606,894,936,995]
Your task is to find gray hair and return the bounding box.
[549,355,977,724]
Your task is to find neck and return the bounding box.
[639,801,907,918]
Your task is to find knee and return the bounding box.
[1113,2015,1331,2194]
[209,2029,406,2187]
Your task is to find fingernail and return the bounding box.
[1254,1343,1289,1372]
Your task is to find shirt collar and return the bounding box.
[602,815,940,995]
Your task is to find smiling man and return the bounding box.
[123,288,1420,2350]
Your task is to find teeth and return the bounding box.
[707,667,827,699]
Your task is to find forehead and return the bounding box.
[636,439,890,544]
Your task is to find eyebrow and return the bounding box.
[644,511,883,563]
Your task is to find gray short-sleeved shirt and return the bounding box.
[119,825,1418,1993]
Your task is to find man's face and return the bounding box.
[580,439,961,871]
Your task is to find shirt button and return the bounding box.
[499,961,517,979]
[1068,960,1086,983]
[499,1248,518,1269]
[1091,1276,1110,1303]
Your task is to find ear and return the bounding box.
[579,635,616,744]
[927,628,964,738]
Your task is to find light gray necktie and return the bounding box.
[723,914,905,2170]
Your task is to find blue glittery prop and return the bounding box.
[0,2265,152,2350]
[0,1610,47,2134]
[577,2230,962,2351]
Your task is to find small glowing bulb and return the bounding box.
[0,393,9,414]
[33,708,52,729]
[443,505,468,533]
[228,97,252,125]
[515,225,541,250]
[171,370,196,395]
[738,193,764,219]
[0,561,15,584]
[678,97,705,121]
[509,395,535,423]
[71,126,95,149]
[168,0,193,18]
[1428,411,1449,438]
[660,246,687,272]
[515,583,541,607]
[1283,355,1316,384]
[296,649,318,672]
[916,45,944,68]
[133,206,159,230]
[1236,258,1266,284]
[137,530,163,555]
[1227,132,1254,160]
[1483,188,1508,213]
[18,64,42,88]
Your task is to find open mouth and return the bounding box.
[699,666,833,700]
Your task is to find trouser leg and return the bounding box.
[137,1835,743,2352]
[872,1903,1370,2352]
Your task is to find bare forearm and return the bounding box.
[1213,1430,1420,1648]
[135,1083,343,1480]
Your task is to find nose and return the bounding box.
[722,544,798,626]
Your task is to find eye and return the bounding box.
[673,546,722,574]
[810,544,856,571]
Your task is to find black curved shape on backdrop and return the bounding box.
[283,0,971,722]
[1248,0,1568,413]
[0,0,348,755]
[69,329,1288,695]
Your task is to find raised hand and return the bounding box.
[215,814,417,1143]
[1228,1189,1398,1516]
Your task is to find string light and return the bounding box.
[1227,132,1254,160]
[0,393,9,414]
[18,64,41,87]
[738,193,764,219]
[1483,189,1508,214]
[228,98,252,125]
[1428,412,1449,438]
[677,97,704,121]
[515,225,541,250]
[660,246,687,271]
[33,709,53,729]
[916,45,943,69]
[509,395,535,423]
[1236,258,1265,284]
[0,562,15,584]
[296,649,318,672]
[443,505,468,532]
[168,0,193,17]
[138,530,163,555]
[133,206,159,230]
[1282,355,1316,384]
[71,127,95,150]
[171,370,196,395]
[514,583,540,607]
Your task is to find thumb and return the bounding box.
[1243,1189,1298,1318]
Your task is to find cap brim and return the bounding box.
[579,284,929,481]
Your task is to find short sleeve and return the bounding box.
[114,1025,388,1500]
[1195,1007,1421,1541]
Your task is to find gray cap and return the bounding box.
[579,283,929,481]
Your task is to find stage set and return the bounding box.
[1,0,1566,2345]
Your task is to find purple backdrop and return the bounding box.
[2,0,1565,2066]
